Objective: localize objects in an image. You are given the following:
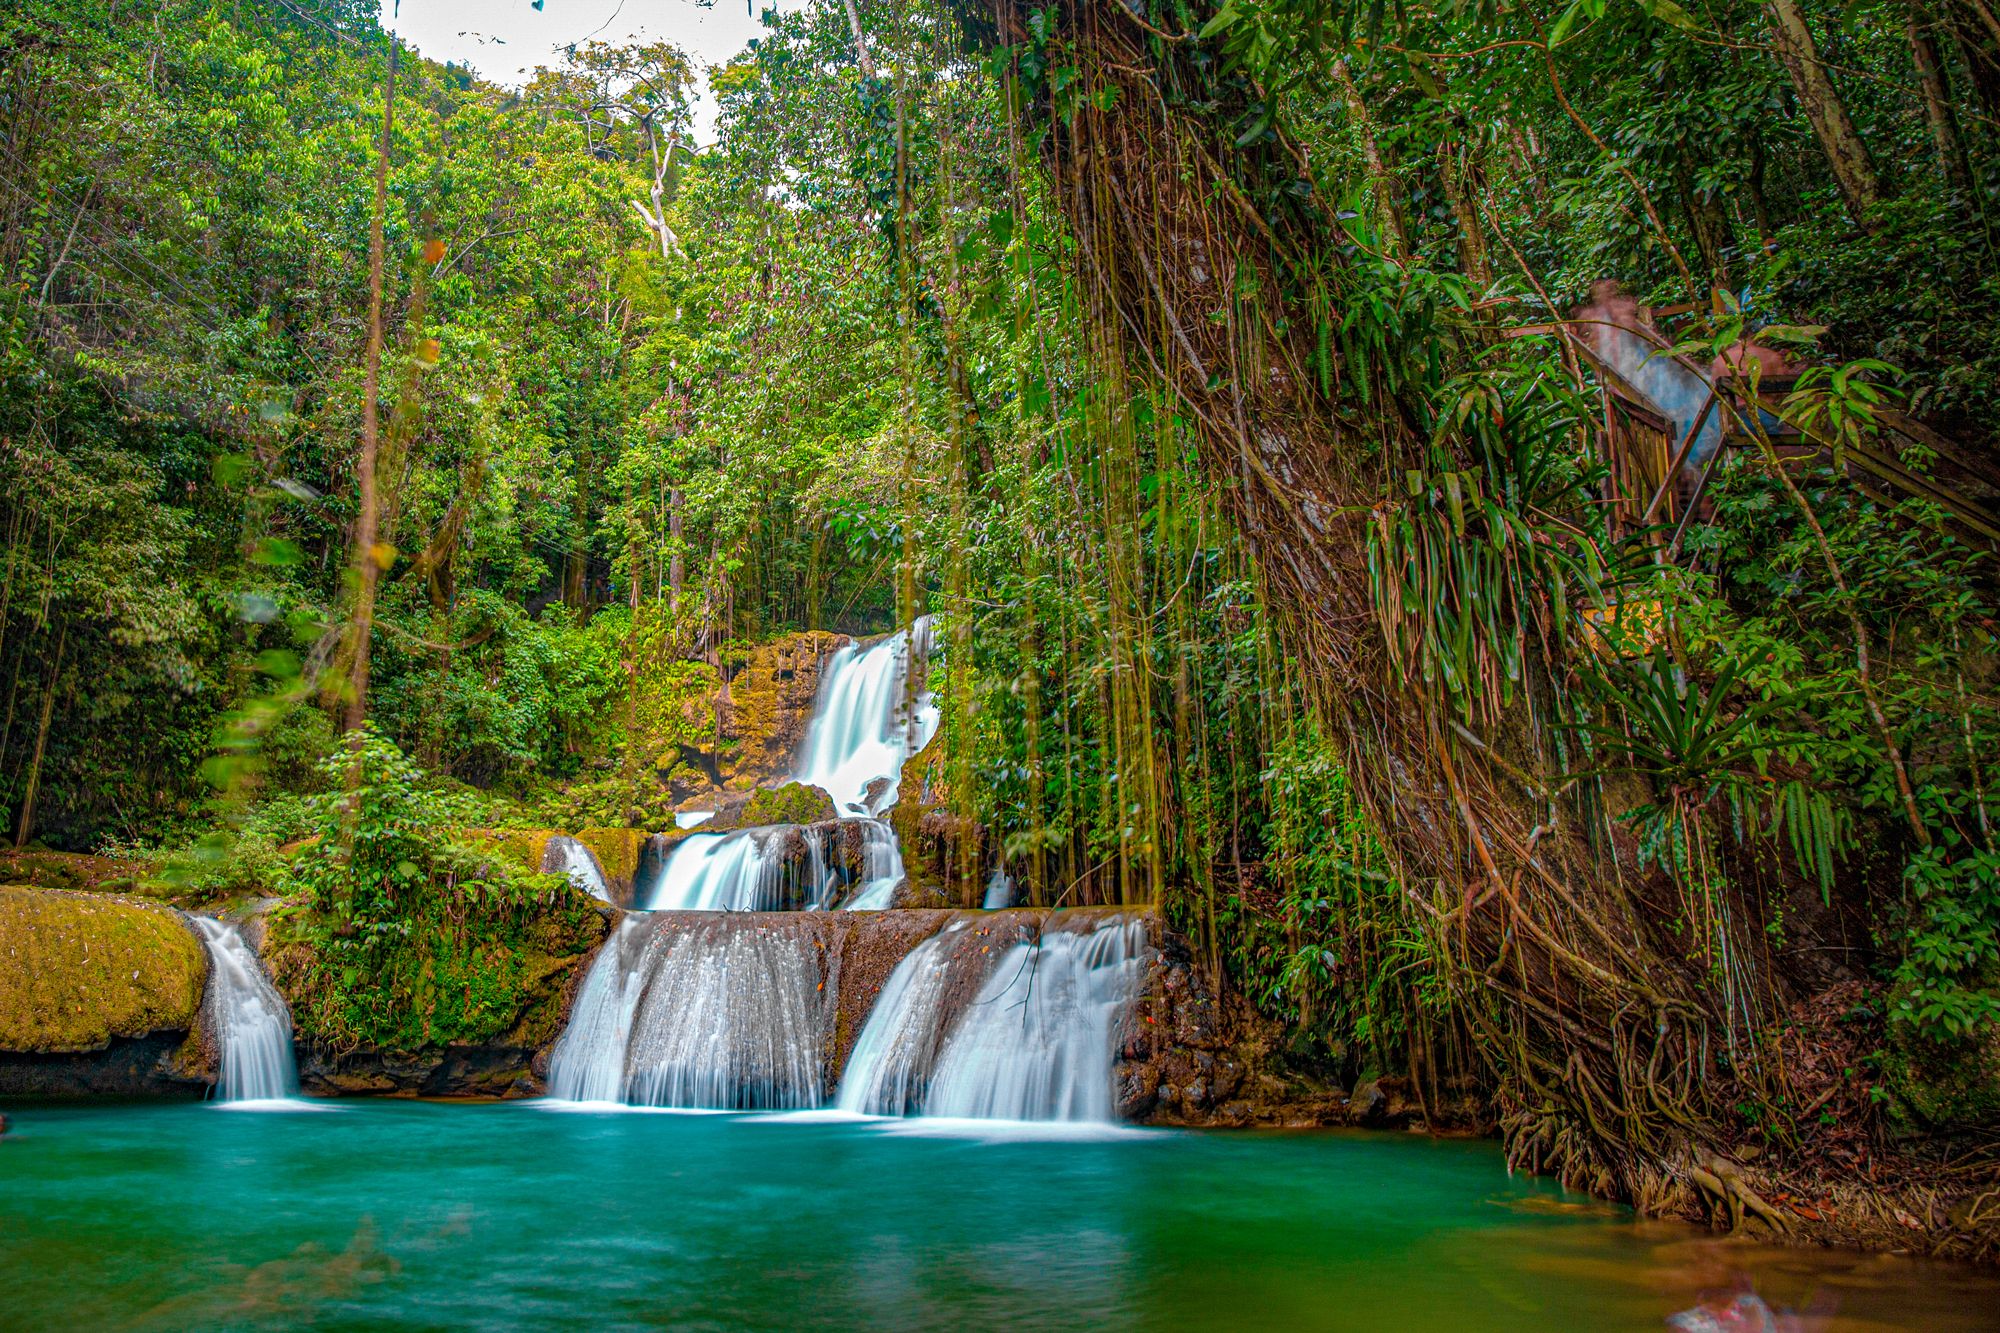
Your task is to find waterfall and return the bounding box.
[839,818,905,910]
[795,616,939,817]
[542,835,612,903]
[833,925,964,1114]
[636,831,779,911]
[832,915,1150,1123]
[634,829,840,911]
[982,865,1016,910]
[547,916,828,1109]
[192,917,299,1103]
[800,825,834,909]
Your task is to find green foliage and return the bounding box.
[267,728,602,1050]
[1230,708,1413,1069]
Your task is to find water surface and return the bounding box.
[1,1101,1994,1331]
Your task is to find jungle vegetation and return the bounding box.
[3,0,1999,1236]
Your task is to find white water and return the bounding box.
[675,811,715,829]
[542,836,612,903]
[637,831,780,911]
[833,925,965,1115]
[833,916,1150,1123]
[795,617,940,817]
[982,865,1016,910]
[924,918,1147,1122]
[547,917,827,1109]
[840,818,905,910]
[192,917,299,1103]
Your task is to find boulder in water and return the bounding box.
[0,885,210,1094]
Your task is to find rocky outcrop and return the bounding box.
[715,631,845,787]
[0,884,211,1094]
[1117,919,1450,1130]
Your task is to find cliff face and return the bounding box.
[0,885,211,1094]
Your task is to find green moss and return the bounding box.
[265,881,606,1054]
[575,828,646,891]
[1877,1001,2000,1135]
[0,885,205,1052]
[742,784,837,827]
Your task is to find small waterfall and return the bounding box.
[982,865,1016,910]
[800,826,834,909]
[924,918,1147,1122]
[840,818,906,910]
[635,829,837,911]
[833,926,964,1114]
[636,831,779,910]
[795,616,940,817]
[542,835,612,903]
[192,917,299,1103]
[547,916,828,1109]
[675,810,715,829]
[831,915,1150,1123]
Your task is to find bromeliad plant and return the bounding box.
[1366,350,1612,726]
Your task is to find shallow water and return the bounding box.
[0,1101,1995,1331]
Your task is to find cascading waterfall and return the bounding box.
[833,925,965,1115]
[925,918,1148,1122]
[834,916,1150,1122]
[542,835,612,903]
[547,916,827,1109]
[982,865,1017,911]
[192,917,299,1103]
[634,828,838,911]
[636,830,780,911]
[840,819,905,911]
[795,616,939,818]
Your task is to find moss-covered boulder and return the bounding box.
[888,743,984,904]
[0,885,206,1052]
[263,881,610,1098]
[574,827,647,893]
[741,783,838,827]
[0,885,211,1095]
[716,631,845,786]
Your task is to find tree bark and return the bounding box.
[842,0,878,78]
[668,485,685,615]
[12,622,63,848]
[986,0,1757,1214]
[1333,60,1409,257]
[1909,2,1974,194]
[343,41,397,733]
[1761,0,1883,227]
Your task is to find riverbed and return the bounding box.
[3,1101,1997,1330]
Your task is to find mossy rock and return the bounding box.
[741,784,838,827]
[574,828,647,891]
[0,885,206,1052]
[1878,1003,2000,1135]
[717,630,845,785]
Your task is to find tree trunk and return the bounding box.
[668,486,684,615]
[1909,2,1974,194]
[12,622,63,848]
[1333,61,1409,256]
[986,0,1758,1215]
[1762,0,1884,227]
[343,41,397,733]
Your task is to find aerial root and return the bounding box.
[1690,1153,1791,1235]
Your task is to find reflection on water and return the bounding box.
[134,1216,400,1329]
[0,1103,1993,1332]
